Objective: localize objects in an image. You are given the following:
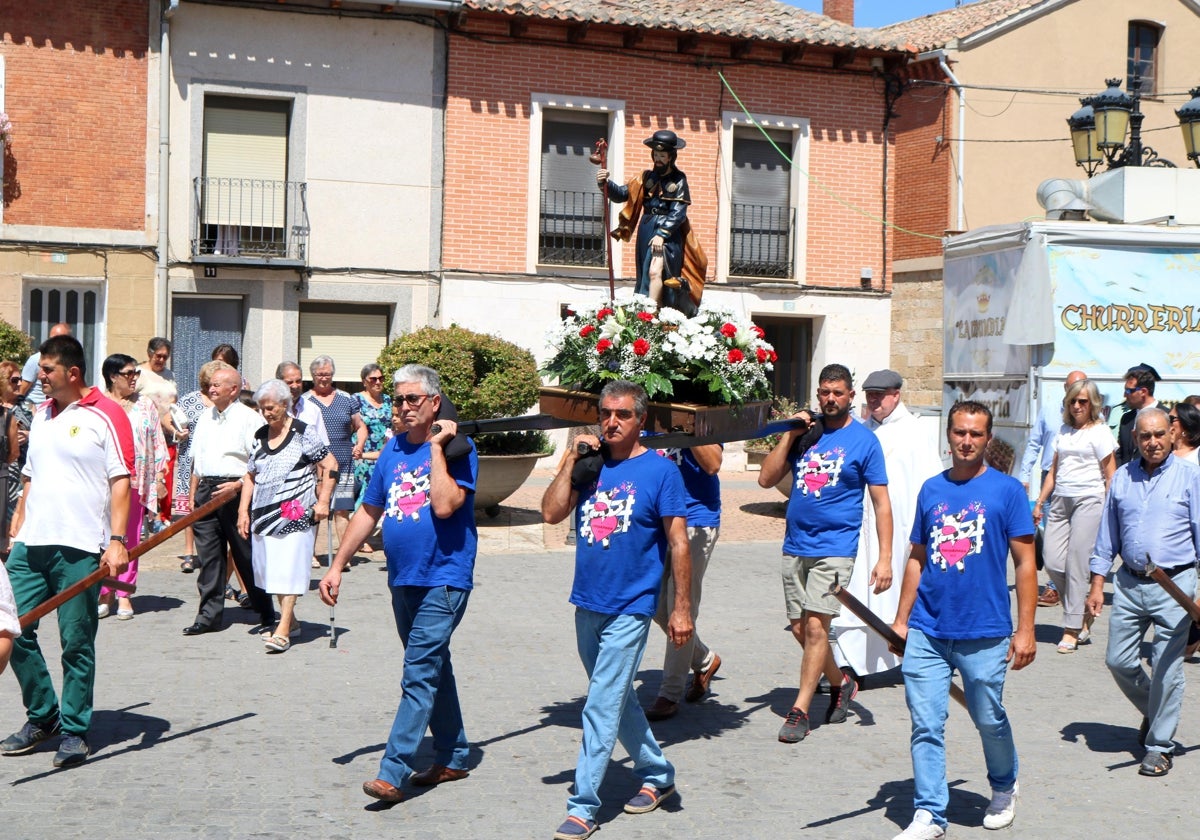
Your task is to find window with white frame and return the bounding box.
[528,95,624,273]
[719,113,808,283]
[197,96,294,258]
[25,282,104,382]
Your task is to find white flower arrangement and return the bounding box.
[0,113,12,148]
[542,295,777,405]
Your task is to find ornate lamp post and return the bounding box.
[1067,76,1175,171]
[1176,87,1200,167]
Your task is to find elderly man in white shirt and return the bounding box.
[277,361,329,445]
[184,367,271,635]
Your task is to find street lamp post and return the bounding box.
[1067,76,1176,172]
[1176,87,1200,167]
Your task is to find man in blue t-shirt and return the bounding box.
[889,401,1037,840]
[758,364,892,743]
[319,364,478,805]
[643,442,723,722]
[542,380,692,840]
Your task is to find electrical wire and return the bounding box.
[717,71,943,241]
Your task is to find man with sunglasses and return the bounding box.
[1113,365,1160,467]
[542,380,692,840]
[320,364,478,805]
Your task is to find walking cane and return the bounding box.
[19,485,239,629]
[327,507,337,649]
[590,138,616,301]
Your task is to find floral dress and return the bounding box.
[354,391,392,508]
[127,394,169,511]
[172,390,208,516]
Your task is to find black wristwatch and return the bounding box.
[110,535,127,545]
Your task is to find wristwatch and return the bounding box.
[110,535,127,545]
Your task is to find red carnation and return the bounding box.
[770,349,778,362]
[637,311,654,322]
[596,308,614,320]
[720,322,737,337]
[633,338,651,356]
[756,347,769,363]
[579,324,596,338]
[596,339,613,353]
[752,325,765,339]
[728,348,745,363]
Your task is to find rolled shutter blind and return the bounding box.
[203,103,288,227]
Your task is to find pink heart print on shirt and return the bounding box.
[803,465,829,495]
[396,482,427,517]
[589,501,619,543]
[939,534,971,568]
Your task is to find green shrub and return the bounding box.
[378,325,546,455]
[0,318,33,365]
[744,396,802,453]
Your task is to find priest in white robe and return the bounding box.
[833,369,943,679]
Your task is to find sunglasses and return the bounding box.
[7,376,20,385]
[118,369,140,379]
[1169,415,1179,423]
[396,393,429,406]
[1124,386,1145,395]
[364,375,384,383]
[1070,398,1091,406]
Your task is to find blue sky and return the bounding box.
[784,1,961,27]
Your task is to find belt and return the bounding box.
[200,476,241,485]
[1123,563,1194,579]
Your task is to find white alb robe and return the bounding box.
[832,402,944,677]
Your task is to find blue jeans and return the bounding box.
[569,609,674,822]
[378,585,471,786]
[1106,566,1196,755]
[901,629,1017,827]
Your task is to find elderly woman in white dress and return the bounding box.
[238,379,337,653]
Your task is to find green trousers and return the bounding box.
[7,543,101,736]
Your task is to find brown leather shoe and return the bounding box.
[1037,587,1060,607]
[685,653,722,703]
[362,778,404,802]
[644,696,679,721]
[410,764,469,787]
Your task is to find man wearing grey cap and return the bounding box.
[597,129,706,315]
[833,370,942,683]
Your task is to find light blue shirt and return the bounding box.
[1018,398,1061,483]
[1089,454,1200,575]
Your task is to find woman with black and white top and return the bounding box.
[238,379,337,654]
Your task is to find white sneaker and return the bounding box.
[983,781,1018,830]
[893,809,946,840]
[97,603,110,619]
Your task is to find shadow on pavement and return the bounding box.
[738,501,787,519]
[9,705,256,785]
[125,595,185,615]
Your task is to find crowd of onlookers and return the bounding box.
[0,327,397,633]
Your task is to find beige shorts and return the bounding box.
[781,554,855,619]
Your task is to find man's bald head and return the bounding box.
[48,322,72,339]
[1064,370,1086,390]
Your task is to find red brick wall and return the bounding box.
[1,0,149,230]
[446,20,901,290]
[892,81,951,261]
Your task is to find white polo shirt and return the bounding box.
[190,400,264,479]
[19,388,134,553]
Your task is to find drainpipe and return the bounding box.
[156,0,180,337]
[920,49,965,232]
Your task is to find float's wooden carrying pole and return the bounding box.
[18,486,238,629]
[828,574,968,710]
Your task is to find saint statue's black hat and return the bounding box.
[644,129,686,151]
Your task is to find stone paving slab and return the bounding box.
[4,537,1198,840]
[2,471,1197,839]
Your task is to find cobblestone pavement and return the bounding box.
[2,472,1197,839]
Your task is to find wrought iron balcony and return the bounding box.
[191,177,309,263]
[730,203,794,279]
[539,188,605,267]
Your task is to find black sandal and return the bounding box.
[225,585,241,602]
[179,555,196,573]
